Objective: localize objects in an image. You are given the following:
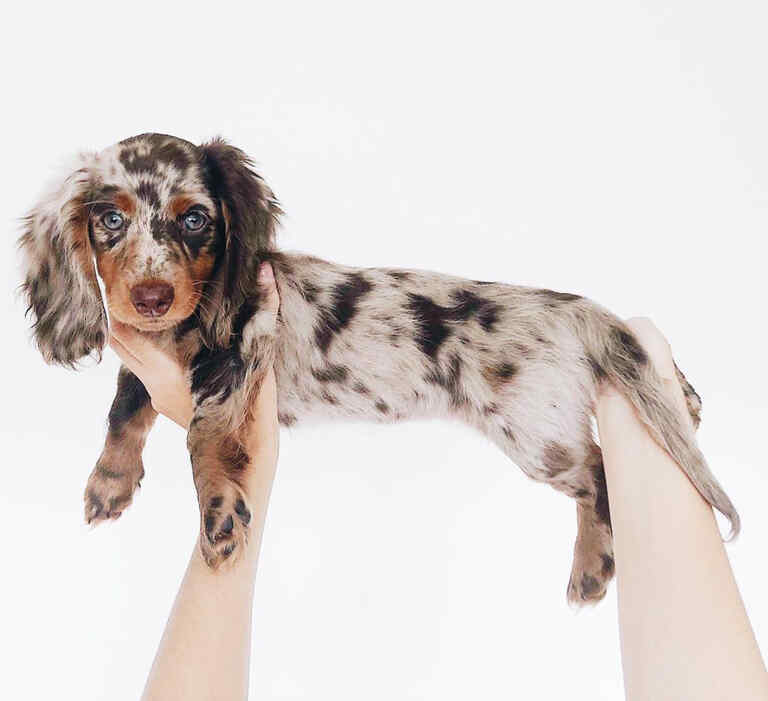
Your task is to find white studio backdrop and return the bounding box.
[2,1,766,699]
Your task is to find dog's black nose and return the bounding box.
[130,282,174,317]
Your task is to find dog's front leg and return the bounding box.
[187,305,277,568]
[187,406,255,568]
[84,366,157,523]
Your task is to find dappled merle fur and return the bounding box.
[197,139,282,348]
[20,133,736,601]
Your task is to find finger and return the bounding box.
[259,262,280,316]
[622,318,688,420]
[624,317,676,380]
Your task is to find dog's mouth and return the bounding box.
[106,281,199,332]
[108,306,182,332]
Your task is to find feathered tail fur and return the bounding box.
[579,310,739,539]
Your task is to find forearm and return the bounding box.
[597,386,768,701]
[141,542,259,701]
[142,383,278,701]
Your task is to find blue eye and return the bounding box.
[183,211,208,232]
[101,211,124,230]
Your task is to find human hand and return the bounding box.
[598,316,689,422]
[109,320,195,429]
[594,322,768,701]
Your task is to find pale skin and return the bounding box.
[110,265,768,701]
[597,318,768,701]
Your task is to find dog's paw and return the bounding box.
[84,459,144,525]
[566,548,615,606]
[198,484,252,568]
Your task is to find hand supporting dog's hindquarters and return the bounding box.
[100,261,281,566]
[597,318,768,701]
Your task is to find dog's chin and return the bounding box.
[107,305,186,333]
[126,316,182,333]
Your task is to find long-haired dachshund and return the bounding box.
[19,133,738,604]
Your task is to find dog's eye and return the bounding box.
[183,211,208,232]
[101,211,125,230]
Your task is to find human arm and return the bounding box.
[596,317,768,701]
[109,262,279,701]
[139,365,278,701]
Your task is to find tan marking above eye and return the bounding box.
[113,192,136,216]
[168,195,199,219]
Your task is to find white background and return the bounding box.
[2,1,767,698]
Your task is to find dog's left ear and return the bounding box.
[19,161,108,366]
[198,138,282,347]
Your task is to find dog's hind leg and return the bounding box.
[482,414,614,605]
[565,443,614,605]
[563,365,703,604]
[84,366,157,524]
[533,438,615,605]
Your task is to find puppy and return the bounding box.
[19,133,738,604]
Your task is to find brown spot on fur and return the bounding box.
[588,354,607,380]
[543,442,572,477]
[95,463,124,480]
[312,364,349,383]
[321,391,339,405]
[482,361,518,390]
[591,459,612,530]
[219,436,250,475]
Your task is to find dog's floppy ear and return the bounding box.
[197,137,282,347]
[19,160,108,366]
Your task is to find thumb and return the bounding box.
[259,261,280,316]
[624,317,676,381]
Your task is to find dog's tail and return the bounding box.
[577,307,739,539]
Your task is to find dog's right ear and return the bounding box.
[19,160,108,366]
[197,138,282,348]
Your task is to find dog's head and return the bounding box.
[20,133,281,365]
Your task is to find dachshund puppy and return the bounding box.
[19,133,738,604]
